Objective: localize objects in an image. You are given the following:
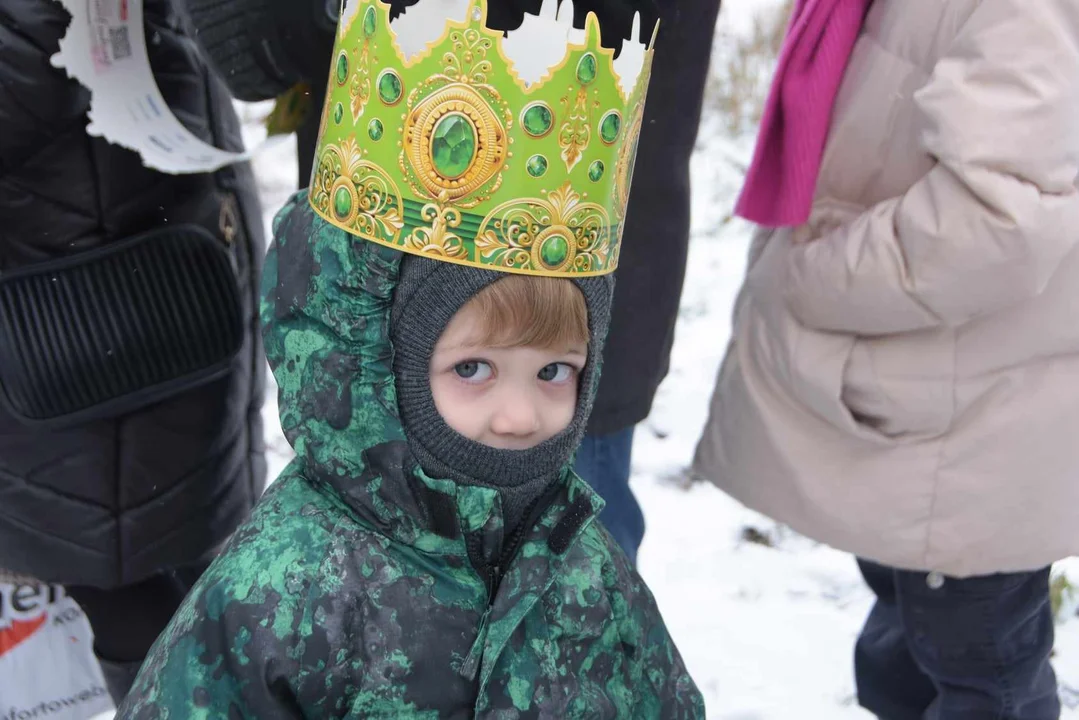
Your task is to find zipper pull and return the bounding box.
[459,605,493,681]
[218,194,239,244]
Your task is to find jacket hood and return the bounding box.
[260,194,609,549]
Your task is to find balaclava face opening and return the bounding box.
[390,256,613,532]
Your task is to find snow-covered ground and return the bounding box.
[90,3,1077,717]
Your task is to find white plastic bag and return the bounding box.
[0,574,113,720]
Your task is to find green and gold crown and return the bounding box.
[309,0,657,277]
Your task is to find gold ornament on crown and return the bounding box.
[476,182,611,273]
[311,137,405,243]
[397,23,512,209]
[405,203,468,258]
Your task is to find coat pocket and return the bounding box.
[744,235,954,444]
[841,329,956,441]
[0,225,245,428]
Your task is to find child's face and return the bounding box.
[429,302,587,450]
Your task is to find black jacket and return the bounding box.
[586,0,721,434]
[0,0,266,588]
[188,0,720,436]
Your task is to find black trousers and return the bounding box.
[855,559,1059,720]
[66,563,207,702]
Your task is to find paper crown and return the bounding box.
[309,0,657,277]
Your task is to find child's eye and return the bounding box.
[454,361,492,383]
[538,363,576,383]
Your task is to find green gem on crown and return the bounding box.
[540,234,570,267]
[430,113,477,179]
[378,70,402,104]
[588,160,605,182]
[526,155,548,177]
[576,53,598,84]
[368,118,384,140]
[600,111,621,144]
[335,53,348,85]
[333,103,344,124]
[363,6,377,36]
[333,186,353,219]
[522,103,553,137]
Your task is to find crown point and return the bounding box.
[583,11,604,47]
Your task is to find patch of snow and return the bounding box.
[389,0,470,62]
[501,0,577,87]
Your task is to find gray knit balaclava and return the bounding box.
[390,256,613,534]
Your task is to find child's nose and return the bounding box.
[489,390,542,437]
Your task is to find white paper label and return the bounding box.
[50,0,282,174]
[0,581,113,719]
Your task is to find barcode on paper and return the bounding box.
[108,26,132,60]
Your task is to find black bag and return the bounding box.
[0,226,244,428]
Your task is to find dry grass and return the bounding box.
[706,0,794,136]
[1052,571,1078,622]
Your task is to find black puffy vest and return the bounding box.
[0,0,266,588]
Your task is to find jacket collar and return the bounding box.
[309,439,604,561]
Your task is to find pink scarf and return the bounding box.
[734,0,870,227]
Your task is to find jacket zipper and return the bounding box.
[482,482,565,602]
[460,483,565,682]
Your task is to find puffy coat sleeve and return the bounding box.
[115,477,348,720]
[784,0,1079,336]
[609,547,705,718]
[638,618,707,719]
[116,575,302,719]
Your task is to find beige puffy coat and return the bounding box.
[694,0,1079,577]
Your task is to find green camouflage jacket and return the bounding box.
[117,193,704,719]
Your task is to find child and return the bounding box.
[117,0,704,712]
[695,0,1079,717]
[115,191,703,718]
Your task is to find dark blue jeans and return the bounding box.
[574,428,645,565]
[855,559,1059,720]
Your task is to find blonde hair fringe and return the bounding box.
[465,276,589,350]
